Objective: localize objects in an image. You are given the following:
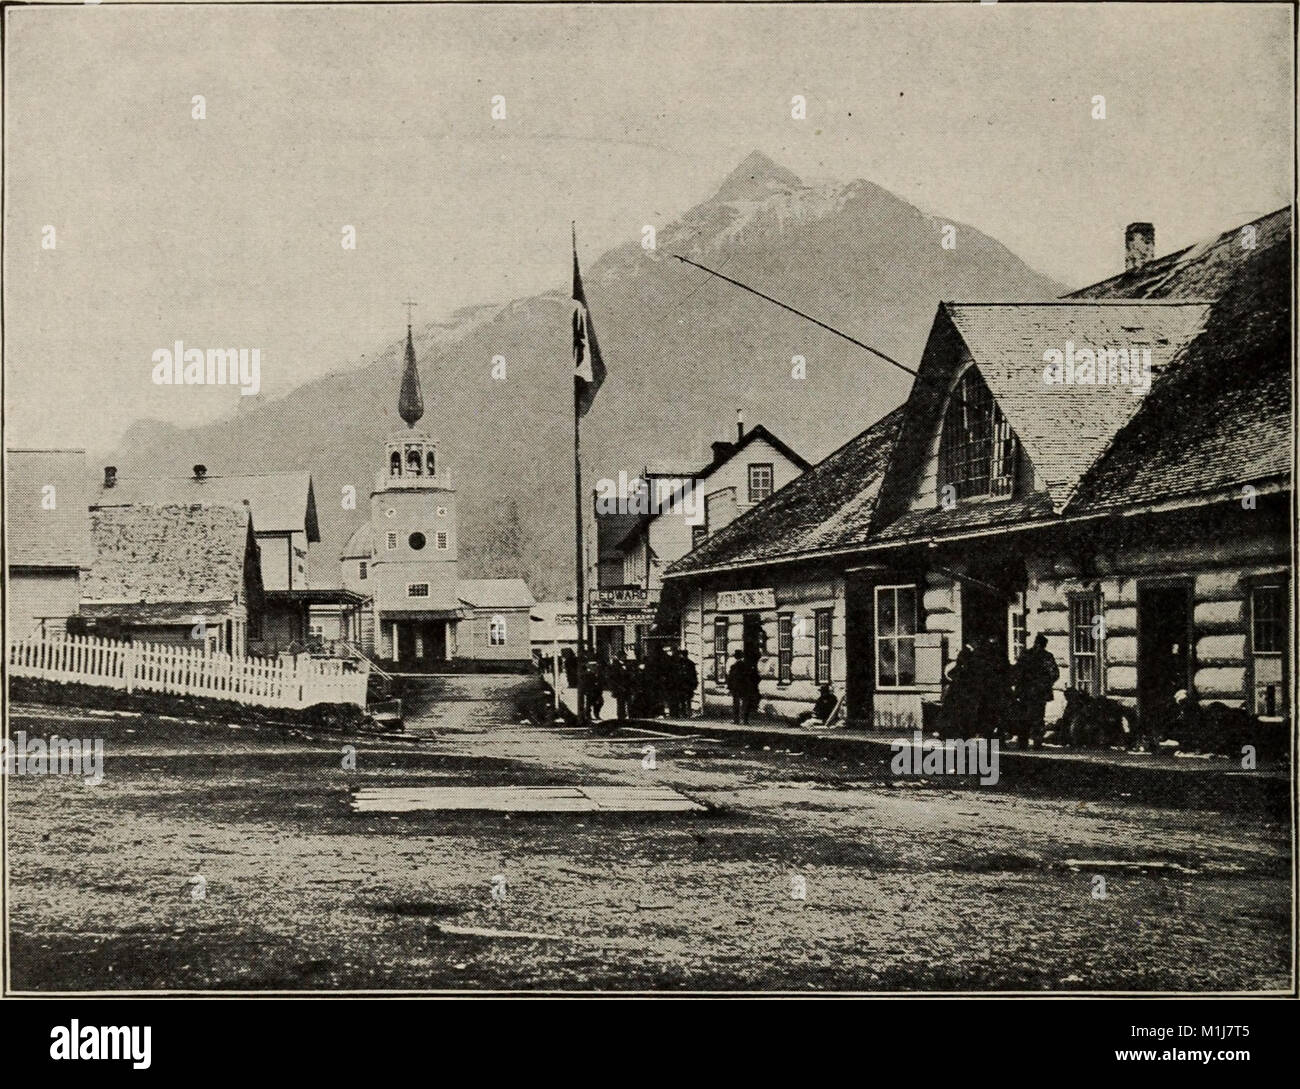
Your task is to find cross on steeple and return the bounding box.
[401,298,419,328]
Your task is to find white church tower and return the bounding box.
[340,312,535,667]
[365,318,460,661]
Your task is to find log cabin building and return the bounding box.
[79,502,265,654]
[90,464,363,654]
[665,210,1291,736]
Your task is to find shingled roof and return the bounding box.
[93,470,319,540]
[665,205,1290,577]
[666,405,905,575]
[82,503,258,608]
[6,449,91,568]
[1067,208,1290,510]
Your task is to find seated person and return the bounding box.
[797,684,838,727]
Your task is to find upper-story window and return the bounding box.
[389,452,401,476]
[385,532,397,550]
[406,448,422,474]
[436,531,449,550]
[939,367,1018,501]
[748,463,774,504]
[359,560,368,580]
[426,450,436,476]
[408,583,429,598]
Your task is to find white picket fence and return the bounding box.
[7,634,369,710]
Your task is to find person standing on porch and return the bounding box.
[1012,634,1059,749]
[727,649,750,724]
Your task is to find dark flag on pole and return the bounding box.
[572,227,607,418]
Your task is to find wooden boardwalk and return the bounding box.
[351,784,707,813]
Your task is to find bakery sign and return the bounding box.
[715,588,776,611]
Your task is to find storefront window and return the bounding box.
[777,614,793,684]
[814,609,832,685]
[713,617,728,680]
[875,586,917,688]
[1069,591,1103,695]
[1008,591,1027,663]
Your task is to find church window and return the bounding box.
[386,532,397,551]
[389,452,401,476]
[436,531,449,550]
[490,616,507,646]
[407,583,429,598]
[406,448,422,474]
[938,366,1018,501]
[426,450,437,476]
[409,532,426,551]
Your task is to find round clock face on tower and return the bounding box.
[409,532,426,551]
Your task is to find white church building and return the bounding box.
[339,321,533,668]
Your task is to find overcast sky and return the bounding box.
[4,2,1292,454]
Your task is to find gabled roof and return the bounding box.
[457,578,535,610]
[93,471,320,541]
[83,503,257,607]
[943,301,1210,510]
[666,406,905,576]
[617,424,810,551]
[1067,208,1291,510]
[5,448,91,568]
[667,205,1290,577]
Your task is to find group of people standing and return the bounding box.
[546,643,699,723]
[939,632,1059,747]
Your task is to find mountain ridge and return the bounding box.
[104,151,1066,598]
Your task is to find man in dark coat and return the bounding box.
[676,651,698,717]
[1012,634,1059,749]
[609,654,632,721]
[939,642,978,739]
[727,650,750,724]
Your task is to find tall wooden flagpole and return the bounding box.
[572,223,587,727]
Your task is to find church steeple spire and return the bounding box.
[397,306,424,428]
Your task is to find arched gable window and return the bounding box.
[406,448,422,474]
[389,451,401,476]
[938,366,1018,501]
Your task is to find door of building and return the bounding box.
[1137,582,1192,726]
[845,578,874,726]
[742,612,765,664]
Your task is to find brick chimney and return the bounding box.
[103,466,117,488]
[193,464,207,480]
[736,408,745,441]
[1125,222,1155,271]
